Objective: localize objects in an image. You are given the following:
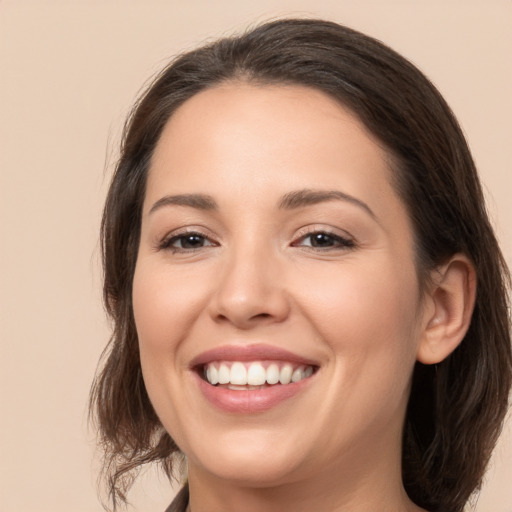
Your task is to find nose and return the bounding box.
[208,243,291,329]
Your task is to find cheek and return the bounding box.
[131,261,209,426]
[300,260,419,339]
[132,262,207,441]
[294,257,422,394]
[132,262,209,354]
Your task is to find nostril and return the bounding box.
[254,313,271,319]
[214,311,272,325]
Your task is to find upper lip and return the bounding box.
[190,343,320,368]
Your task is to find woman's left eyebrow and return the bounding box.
[278,189,376,219]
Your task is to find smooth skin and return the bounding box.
[133,83,475,512]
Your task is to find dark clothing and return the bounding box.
[165,484,189,512]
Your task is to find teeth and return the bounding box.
[292,366,308,383]
[207,365,219,385]
[279,364,293,385]
[204,361,314,387]
[230,362,247,385]
[266,363,280,385]
[247,362,266,385]
[218,363,230,384]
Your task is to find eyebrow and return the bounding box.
[149,193,218,215]
[278,189,376,219]
[148,188,376,219]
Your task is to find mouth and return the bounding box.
[190,344,319,413]
[199,360,316,390]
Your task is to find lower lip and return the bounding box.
[193,372,313,413]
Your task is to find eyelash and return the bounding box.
[158,228,355,254]
[158,230,217,253]
[292,229,356,251]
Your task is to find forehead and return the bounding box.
[153,83,386,168]
[146,83,403,221]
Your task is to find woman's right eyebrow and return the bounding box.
[148,194,218,214]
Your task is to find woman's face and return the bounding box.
[133,84,430,487]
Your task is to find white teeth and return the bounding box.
[204,361,314,387]
[207,365,219,385]
[247,363,266,386]
[218,363,230,384]
[279,364,293,385]
[291,366,305,383]
[266,363,280,385]
[230,362,247,385]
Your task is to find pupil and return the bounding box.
[183,235,203,248]
[312,233,332,246]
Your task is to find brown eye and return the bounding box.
[174,234,208,249]
[298,231,355,249]
[308,233,337,247]
[161,232,216,252]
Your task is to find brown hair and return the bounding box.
[90,18,512,512]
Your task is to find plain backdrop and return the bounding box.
[1,1,510,511]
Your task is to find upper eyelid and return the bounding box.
[162,226,217,241]
[293,225,354,240]
[295,233,353,245]
[169,232,213,242]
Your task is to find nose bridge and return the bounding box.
[210,233,289,328]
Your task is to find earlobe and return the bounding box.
[417,254,477,365]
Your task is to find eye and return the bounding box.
[294,230,355,250]
[160,231,217,252]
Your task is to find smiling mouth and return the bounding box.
[199,361,317,390]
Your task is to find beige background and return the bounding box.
[0,1,510,511]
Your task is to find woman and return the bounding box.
[90,18,512,512]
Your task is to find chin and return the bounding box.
[187,434,309,487]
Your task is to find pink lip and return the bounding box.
[193,372,314,413]
[189,344,319,414]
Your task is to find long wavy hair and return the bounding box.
[90,18,512,512]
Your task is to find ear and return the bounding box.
[417,254,477,365]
